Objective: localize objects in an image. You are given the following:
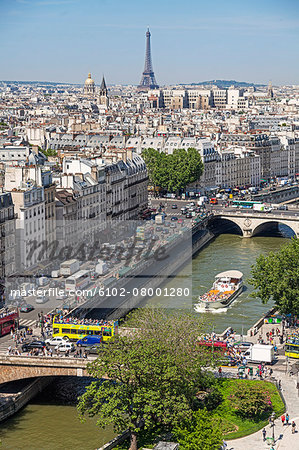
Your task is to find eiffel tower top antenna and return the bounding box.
[137,27,159,92]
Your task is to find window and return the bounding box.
[71,328,78,334]
[103,328,112,337]
[62,328,71,334]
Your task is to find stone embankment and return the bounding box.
[0,377,54,422]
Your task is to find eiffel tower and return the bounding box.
[137,28,159,92]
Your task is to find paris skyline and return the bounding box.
[0,0,298,85]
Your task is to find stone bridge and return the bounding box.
[0,356,90,384]
[209,210,299,238]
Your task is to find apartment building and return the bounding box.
[55,189,78,250]
[219,133,272,180]
[216,147,261,189]
[10,186,45,271]
[0,193,16,301]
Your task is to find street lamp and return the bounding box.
[270,411,276,443]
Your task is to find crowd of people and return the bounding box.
[53,315,114,327]
[200,289,233,304]
[0,307,18,319]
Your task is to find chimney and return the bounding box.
[91,166,98,181]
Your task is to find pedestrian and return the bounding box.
[292,421,296,434]
[269,368,273,377]
[218,366,222,377]
[281,414,286,426]
[278,379,282,390]
[286,413,289,425]
[262,428,266,441]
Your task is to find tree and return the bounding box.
[142,147,203,193]
[173,408,223,450]
[77,308,216,450]
[39,147,58,157]
[249,238,299,314]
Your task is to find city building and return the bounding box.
[0,193,16,301]
[83,73,96,96]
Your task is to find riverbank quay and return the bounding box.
[0,377,54,422]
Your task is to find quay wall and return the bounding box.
[107,229,215,319]
[0,377,54,423]
[246,307,277,337]
[75,225,214,320]
[252,185,299,203]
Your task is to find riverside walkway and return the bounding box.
[226,364,299,450]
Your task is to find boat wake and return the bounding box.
[194,304,228,314]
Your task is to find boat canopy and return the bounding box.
[215,270,243,279]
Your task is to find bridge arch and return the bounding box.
[208,216,244,237]
[251,221,297,238]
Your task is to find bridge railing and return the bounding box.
[211,210,299,220]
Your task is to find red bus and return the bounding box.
[0,308,19,337]
[198,340,227,351]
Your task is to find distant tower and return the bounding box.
[137,28,159,92]
[267,81,274,98]
[98,75,109,108]
[83,72,95,96]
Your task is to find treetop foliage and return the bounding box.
[249,238,299,314]
[142,147,204,192]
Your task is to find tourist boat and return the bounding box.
[194,270,243,311]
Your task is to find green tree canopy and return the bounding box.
[39,147,58,157]
[142,147,203,193]
[77,308,216,450]
[173,408,223,450]
[249,238,299,314]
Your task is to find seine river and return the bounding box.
[0,232,290,449]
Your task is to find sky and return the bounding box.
[0,0,299,86]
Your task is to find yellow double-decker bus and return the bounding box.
[285,336,299,359]
[52,317,118,342]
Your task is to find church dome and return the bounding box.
[85,73,95,86]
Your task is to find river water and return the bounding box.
[147,232,290,334]
[0,232,290,449]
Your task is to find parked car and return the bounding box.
[35,296,49,304]
[55,342,75,353]
[20,304,35,313]
[219,356,238,366]
[85,344,103,355]
[56,293,68,301]
[45,336,70,346]
[22,340,47,352]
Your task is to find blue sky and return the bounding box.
[1,0,298,85]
